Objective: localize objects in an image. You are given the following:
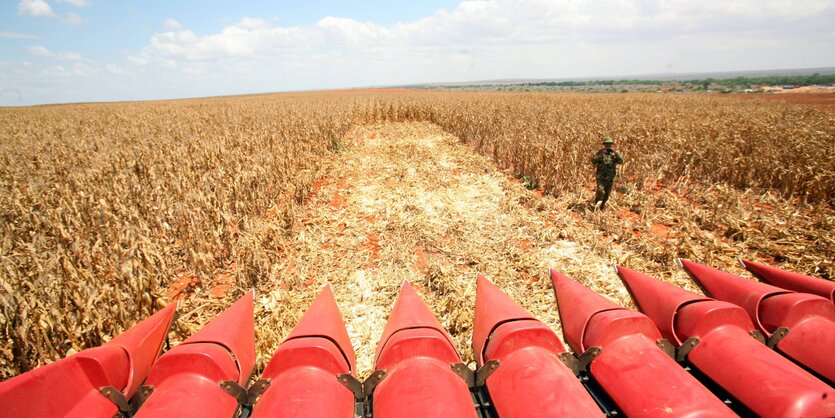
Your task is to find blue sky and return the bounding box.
[2,1,458,58]
[2,0,834,105]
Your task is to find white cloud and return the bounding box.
[17,0,86,23]
[27,45,84,61]
[132,0,835,66]
[27,45,54,56]
[237,17,269,30]
[0,31,39,39]
[163,18,182,30]
[105,63,129,75]
[61,51,83,61]
[120,0,835,98]
[18,0,55,17]
[4,0,835,105]
[135,18,311,63]
[64,11,83,24]
[56,0,90,7]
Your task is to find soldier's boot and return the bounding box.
[594,182,606,209]
[601,180,614,209]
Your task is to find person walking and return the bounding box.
[591,137,623,209]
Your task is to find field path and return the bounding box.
[256,122,634,375]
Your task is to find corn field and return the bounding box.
[1,91,833,378]
[363,93,835,202]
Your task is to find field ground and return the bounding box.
[721,92,835,114]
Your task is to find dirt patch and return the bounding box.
[721,93,835,114]
[168,275,199,300]
[210,273,235,298]
[649,222,675,239]
[320,88,424,93]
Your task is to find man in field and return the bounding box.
[591,137,623,209]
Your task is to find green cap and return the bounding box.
[602,137,615,145]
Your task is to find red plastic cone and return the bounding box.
[550,268,623,352]
[374,281,456,364]
[742,259,835,306]
[108,302,177,397]
[618,266,835,417]
[474,274,602,417]
[282,285,356,371]
[372,281,473,418]
[680,259,789,332]
[252,285,356,418]
[473,274,537,364]
[135,291,256,418]
[550,269,737,417]
[185,290,256,384]
[616,265,711,344]
[682,260,835,382]
[0,303,176,418]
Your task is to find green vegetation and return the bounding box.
[522,73,835,88]
[413,73,835,93]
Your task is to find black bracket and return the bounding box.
[750,330,767,345]
[131,385,154,412]
[559,346,602,376]
[450,360,500,388]
[656,339,676,359]
[337,370,388,400]
[220,378,272,406]
[247,379,272,404]
[476,360,500,387]
[766,327,789,349]
[220,381,249,405]
[99,385,154,416]
[676,337,700,362]
[99,386,130,415]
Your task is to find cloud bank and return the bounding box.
[4,0,835,105]
[17,0,85,24]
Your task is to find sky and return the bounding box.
[1,0,834,106]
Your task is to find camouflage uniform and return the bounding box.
[591,147,623,208]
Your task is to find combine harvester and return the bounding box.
[1,262,833,417]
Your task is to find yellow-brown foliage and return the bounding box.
[0,94,355,376]
[364,93,835,202]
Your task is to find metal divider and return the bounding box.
[343,364,499,418]
[680,361,756,418]
[471,385,498,418]
[577,370,620,417]
[352,384,497,418]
